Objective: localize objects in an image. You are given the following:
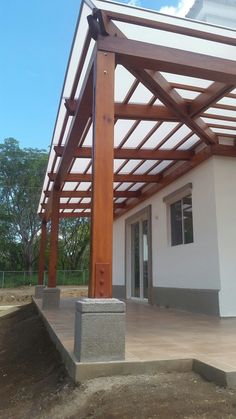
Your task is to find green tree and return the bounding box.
[58,218,90,271]
[0,138,48,272]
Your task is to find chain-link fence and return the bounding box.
[0,270,89,288]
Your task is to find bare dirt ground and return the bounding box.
[1,304,236,418]
[0,285,88,306]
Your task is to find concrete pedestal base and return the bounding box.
[35,285,45,299]
[42,287,60,310]
[74,298,126,362]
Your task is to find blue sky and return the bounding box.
[0,0,189,150]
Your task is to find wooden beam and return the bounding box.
[211,144,236,157]
[38,220,47,286]
[54,145,193,160]
[45,190,139,198]
[64,98,77,116]
[48,172,162,183]
[44,61,94,221]
[127,67,218,145]
[207,124,236,131]
[42,203,125,210]
[103,10,236,47]
[97,35,236,83]
[63,101,178,121]
[115,103,177,121]
[203,112,236,123]
[50,51,95,198]
[188,82,235,117]
[89,51,115,298]
[115,147,213,218]
[115,144,236,219]
[48,189,60,288]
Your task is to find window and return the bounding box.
[170,194,193,246]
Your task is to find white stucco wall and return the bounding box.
[213,157,236,317]
[113,158,221,292]
[187,0,236,28]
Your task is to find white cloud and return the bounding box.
[159,0,195,17]
[127,0,141,6]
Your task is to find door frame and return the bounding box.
[125,205,153,303]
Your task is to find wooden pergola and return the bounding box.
[38,0,236,299]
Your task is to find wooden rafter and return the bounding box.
[97,35,236,83]
[63,101,178,121]
[188,82,235,117]
[45,190,140,198]
[42,203,125,210]
[48,173,162,183]
[40,11,236,224]
[54,146,193,160]
[102,10,236,47]
[125,67,218,145]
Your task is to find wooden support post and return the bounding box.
[89,50,115,298]
[48,188,60,288]
[38,220,47,285]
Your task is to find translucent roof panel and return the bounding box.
[211,128,236,135]
[118,160,142,174]
[114,120,135,147]
[133,160,159,174]
[114,159,126,172]
[116,182,133,191]
[174,89,200,100]
[204,108,236,118]
[202,118,236,127]
[160,125,192,149]
[129,182,145,191]
[148,160,173,175]
[178,134,200,150]
[114,21,236,62]
[70,158,91,173]
[76,182,91,191]
[62,182,78,191]
[115,65,136,102]
[123,121,157,148]
[38,0,236,216]
[141,122,179,149]
[91,0,236,38]
[129,83,153,104]
[161,73,212,88]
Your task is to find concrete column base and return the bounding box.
[42,287,60,310]
[74,298,126,362]
[35,285,46,299]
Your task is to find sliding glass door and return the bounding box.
[131,218,149,299]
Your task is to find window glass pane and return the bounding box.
[142,220,148,299]
[170,200,183,246]
[131,222,140,297]
[183,195,194,244]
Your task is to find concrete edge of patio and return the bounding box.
[33,298,236,388]
[193,359,236,388]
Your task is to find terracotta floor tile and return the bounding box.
[35,298,236,372]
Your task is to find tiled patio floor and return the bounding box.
[35,298,236,373]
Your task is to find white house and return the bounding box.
[38,0,236,317]
[187,0,236,27]
[112,0,236,316]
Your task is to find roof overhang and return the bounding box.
[38,0,236,221]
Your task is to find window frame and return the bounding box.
[163,183,194,247]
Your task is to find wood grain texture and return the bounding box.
[89,51,115,298]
